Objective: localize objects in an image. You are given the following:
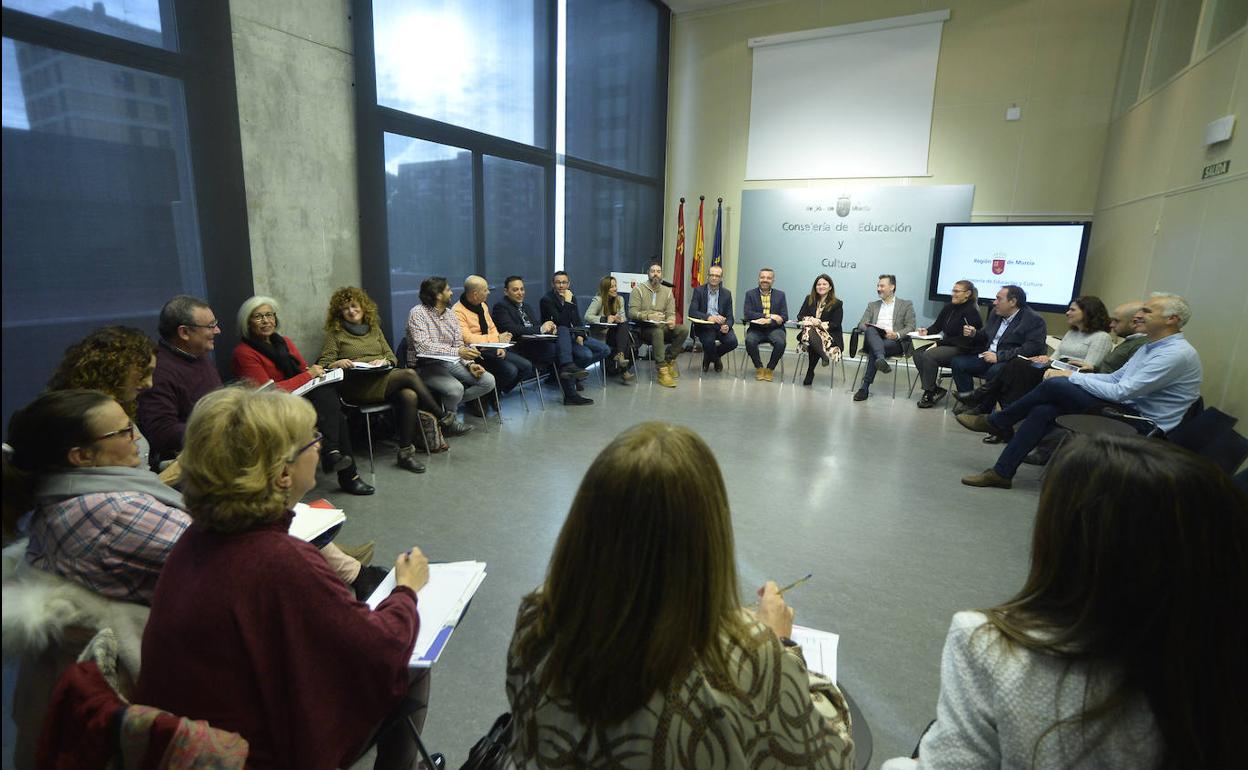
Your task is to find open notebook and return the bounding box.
[366,561,488,668]
[790,624,840,683]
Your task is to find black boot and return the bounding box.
[338,465,375,495]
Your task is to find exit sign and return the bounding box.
[1202,160,1230,179]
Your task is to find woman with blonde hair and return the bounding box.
[135,387,436,770]
[582,275,635,384]
[319,286,453,470]
[507,422,854,769]
[231,295,375,491]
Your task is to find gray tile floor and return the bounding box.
[338,353,1041,768]
[2,352,1043,770]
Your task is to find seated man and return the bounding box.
[853,274,916,401]
[687,264,738,373]
[453,275,535,395]
[493,275,592,407]
[1069,300,1147,374]
[136,295,223,467]
[406,276,496,429]
[540,271,610,393]
[948,284,1046,408]
[959,293,1202,489]
[627,261,690,387]
[742,267,788,382]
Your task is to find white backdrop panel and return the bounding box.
[746,17,945,180]
[737,186,974,325]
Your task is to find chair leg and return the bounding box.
[791,353,804,384]
[850,356,865,392]
[365,414,376,486]
[516,378,530,413]
[493,388,502,421]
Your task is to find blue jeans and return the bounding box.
[694,324,738,365]
[478,348,534,394]
[987,377,1114,478]
[859,326,902,389]
[950,354,1005,392]
[745,326,786,369]
[572,335,610,368]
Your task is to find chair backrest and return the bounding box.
[396,336,409,368]
[1045,335,1062,352]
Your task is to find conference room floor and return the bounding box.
[335,352,1041,768]
[0,351,1041,770]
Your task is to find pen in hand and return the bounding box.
[748,573,813,609]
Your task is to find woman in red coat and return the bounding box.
[231,295,374,495]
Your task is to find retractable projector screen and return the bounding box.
[746,10,949,180]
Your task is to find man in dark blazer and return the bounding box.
[687,264,738,372]
[540,270,609,379]
[493,275,592,406]
[853,274,917,401]
[742,267,788,381]
[949,284,1047,396]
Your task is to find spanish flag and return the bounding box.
[691,196,706,288]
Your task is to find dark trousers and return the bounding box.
[859,326,903,388]
[478,348,534,394]
[305,385,352,459]
[950,353,1005,393]
[913,344,962,392]
[977,357,1046,411]
[986,377,1120,478]
[596,323,634,357]
[745,326,786,369]
[694,324,739,365]
[517,338,577,397]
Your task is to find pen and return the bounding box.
[777,573,813,596]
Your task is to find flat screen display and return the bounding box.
[928,222,1091,313]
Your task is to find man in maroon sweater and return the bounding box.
[136,295,222,467]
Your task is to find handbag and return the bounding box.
[457,712,513,770]
[418,410,449,453]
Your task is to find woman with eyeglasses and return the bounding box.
[135,387,437,770]
[231,295,378,490]
[911,280,983,408]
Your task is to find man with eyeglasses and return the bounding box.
[136,294,224,468]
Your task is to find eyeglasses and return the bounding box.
[250,312,277,321]
[183,320,220,329]
[93,423,136,442]
[950,288,969,294]
[288,431,323,462]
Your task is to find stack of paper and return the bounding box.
[289,500,346,542]
[367,561,488,668]
[417,354,462,363]
[790,624,839,683]
[472,342,513,349]
[292,367,344,396]
[348,361,392,371]
[908,332,943,340]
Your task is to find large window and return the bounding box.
[354,0,667,343]
[2,1,251,427]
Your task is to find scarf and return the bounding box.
[242,333,301,379]
[459,294,490,335]
[342,320,370,337]
[33,466,186,510]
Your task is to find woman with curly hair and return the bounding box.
[955,295,1113,416]
[46,326,164,471]
[318,286,455,473]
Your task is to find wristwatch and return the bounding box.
[779,636,798,648]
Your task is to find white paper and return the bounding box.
[790,624,839,683]
[522,333,558,339]
[909,332,943,340]
[348,361,391,370]
[417,354,462,363]
[292,367,344,396]
[366,561,488,668]
[472,342,513,349]
[289,502,345,543]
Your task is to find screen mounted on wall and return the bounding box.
[928,222,1092,314]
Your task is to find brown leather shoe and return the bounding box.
[961,469,1013,489]
[762,368,774,382]
[657,365,677,388]
[956,413,993,434]
[755,367,766,381]
[669,362,680,380]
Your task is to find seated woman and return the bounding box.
[911,280,983,408]
[406,276,495,432]
[507,422,854,769]
[45,325,171,480]
[2,390,374,770]
[884,434,1247,768]
[319,286,450,472]
[135,387,436,770]
[795,273,845,386]
[231,295,376,492]
[955,295,1112,415]
[583,275,636,385]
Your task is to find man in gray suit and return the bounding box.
[854,274,916,401]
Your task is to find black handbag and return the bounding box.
[457,712,513,770]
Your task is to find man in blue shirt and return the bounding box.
[959,293,1202,489]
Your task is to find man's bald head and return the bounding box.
[464,275,487,292]
[1110,301,1143,336]
[463,275,490,304]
